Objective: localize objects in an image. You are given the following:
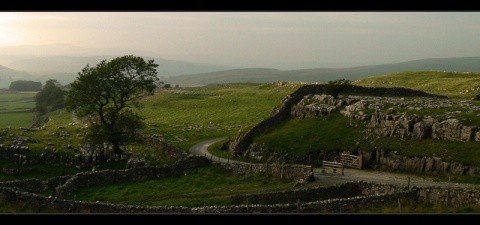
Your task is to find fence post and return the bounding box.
[249,159,252,175]
[398,199,402,213]
[281,161,284,179]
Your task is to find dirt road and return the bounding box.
[189,137,480,189]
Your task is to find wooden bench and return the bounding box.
[321,161,344,175]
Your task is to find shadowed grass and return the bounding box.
[70,164,295,207]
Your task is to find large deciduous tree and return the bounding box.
[65,55,159,157]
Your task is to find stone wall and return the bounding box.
[0,153,312,202]
[228,84,326,156]
[0,130,187,172]
[218,161,314,185]
[359,149,480,177]
[2,181,478,213]
[0,178,47,193]
[53,155,211,199]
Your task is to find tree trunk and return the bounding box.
[112,140,123,158]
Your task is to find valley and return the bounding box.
[2,70,480,213]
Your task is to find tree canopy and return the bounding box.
[323,79,352,99]
[9,80,42,91]
[65,55,159,157]
[34,79,65,114]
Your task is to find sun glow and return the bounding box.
[0,13,61,47]
[0,13,37,46]
[0,14,28,46]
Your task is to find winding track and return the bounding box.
[189,137,480,189]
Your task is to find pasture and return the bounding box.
[0,92,36,128]
[354,71,480,100]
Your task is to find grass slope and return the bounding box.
[354,70,480,100]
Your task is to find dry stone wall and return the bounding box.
[0,130,188,174]
[218,161,314,185]
[359,149,480,177]
[2,180,478,213]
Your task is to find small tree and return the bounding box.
[34,79,65,114]
[323,79,352,99]
[65,55,159,157]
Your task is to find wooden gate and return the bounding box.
[339,153,362,169]
[321,161,344,175]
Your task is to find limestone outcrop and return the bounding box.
[229,82,480,177]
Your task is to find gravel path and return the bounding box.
[189,137,480,190]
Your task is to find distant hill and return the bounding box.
[0,65,36,89]
[2,44,480,90]
[164,57,480,87]
[0,44,231,88]
[6,55,231,76]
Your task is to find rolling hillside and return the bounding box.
[0,44,231,88]
[2,51,480,90]
[6,55,231,76]
[164,57,480,87]
[0,65,36,89]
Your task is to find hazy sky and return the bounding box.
[1,11,479,70]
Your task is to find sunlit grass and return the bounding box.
[138,83,299,150]
[354,71,480,100]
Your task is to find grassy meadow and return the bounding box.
[354,70,480,100]
[0,92,37,128]
[138,83,299,150]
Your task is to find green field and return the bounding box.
[354,71,480,100]
[0,112,36,128]
[0,92,37,128]
[0,92,36,111]
[138,83,298,150]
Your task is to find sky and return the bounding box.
[0,11,480,70]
